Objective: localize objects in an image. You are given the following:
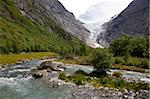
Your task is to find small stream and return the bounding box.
[0,59,149,99]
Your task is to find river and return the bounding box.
[0,60,149,99]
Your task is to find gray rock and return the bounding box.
[131,93,136,97]
[104,87,109,90]
[112,93,116,96]
[16,60,23,64]
[123,95,128,98]
[136,92,139,95]
[128,96,134,99]
[118,92,123,96]
[32,70,48,79]
[124,89,128,93]
[37,61,55,70]
[102,94,106,97]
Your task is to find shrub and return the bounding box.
[124,57,149,69]
[73,74,87,85]
[91,49,112,74]
[74,70,87,76]
[113,56,149,69]
[125,57,142,67]
[140,59,149,69]
[110,35,132,57]
[113,79,126,88]
[128,82,150,91]
[114,57,125,64]
[79,56,92,65]
[58,72,67,80]
[110,35,149,58]
[131,37,149,58]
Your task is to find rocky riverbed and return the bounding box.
[39,75,150,99]
[0,59,149,99]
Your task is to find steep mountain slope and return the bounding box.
[0,0,91,54]
[97,0,149,47]
[14,0,90,43]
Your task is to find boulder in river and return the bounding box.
[37,61,65,71]
[32,70,48,79]
[37,61,55,71]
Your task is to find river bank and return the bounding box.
[0,52,58,68]
[0,52,149,74]
[0,58,149,99]
[31,60,150,98]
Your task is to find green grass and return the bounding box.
[0,52,57,65]
[56,58,80,64]
[59,71,90,85]
[92,76,149,91]
[112,64,149,73]
[112,56,149,73]
[56,55,93,65]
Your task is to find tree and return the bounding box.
[110,35,132,57]
[91,50,112,74]
[110,35,149,58]
[131,37,149,58]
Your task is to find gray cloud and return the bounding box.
[79,2,107,23]
[78,0,133,24]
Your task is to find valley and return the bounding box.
[0,0,149,99]
[0,58,149,99]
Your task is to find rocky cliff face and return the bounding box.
[97,0,149,47]
[14,0,91,44]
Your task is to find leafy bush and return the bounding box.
[59,72,91,85]
[110,35,149,58]
[91,49,112,73]
[79,56,92,65]
[113,79,126,88]
[74,70,87,76]
[58,72,67,80]
[128,82,150,91]
[97,77,125,88]
[131,37,149,58]
[125,57,142,66]
[124,57,149,69]
[113,56,149,69]
[110,35,132,57]
[72,74,87,85]
[97,77,149,90]
[114,57,125,64]
[140,59,149,69]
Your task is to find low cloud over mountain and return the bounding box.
[79,0,133,23]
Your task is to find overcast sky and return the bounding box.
[59,0,133,24]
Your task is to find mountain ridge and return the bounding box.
[97,0,149,47]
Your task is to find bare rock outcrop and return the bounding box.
[97,0,149,47]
